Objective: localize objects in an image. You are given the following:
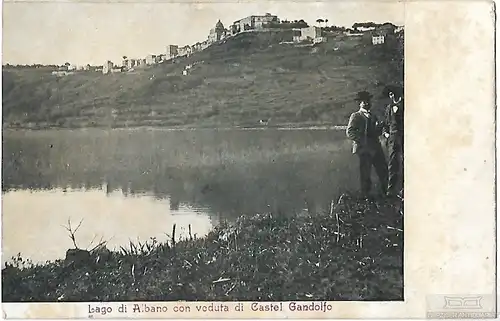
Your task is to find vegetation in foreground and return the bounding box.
[2,194,403,302]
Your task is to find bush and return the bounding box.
[2,194,403,302]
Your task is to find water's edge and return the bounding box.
[3,125,348,132]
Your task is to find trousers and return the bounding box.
[357,143,388,195]
[387,133,404,195]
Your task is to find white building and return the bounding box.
[166,45,179,60]
[293,26,325,43]
[127,59,136,69]
[357,26,376,32]
[313,37,327,44]
[145,55,157,65]
[345,31,364,37]
[301,26,322,41]
[103,61,114,74]
[178,45,192,57]
[372,35,385,45]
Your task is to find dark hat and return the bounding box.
[355,91,373,102]
[382,85,403,98]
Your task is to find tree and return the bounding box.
[353,22,379,30]
[316,18,324,26]
[324,19,328,27]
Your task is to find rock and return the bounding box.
[64,249,91,268]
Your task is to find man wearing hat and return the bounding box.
[346,91,388,196]
[382,85,404,197]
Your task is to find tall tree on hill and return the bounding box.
[316,18,324,27]
[324,19,328,27]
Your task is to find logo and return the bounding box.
[426,294,495,318]
[443,296,483,309]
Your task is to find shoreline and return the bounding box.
[3,123,348,132]
[2,194,403,302]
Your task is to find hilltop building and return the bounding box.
[372,35,385,45]
[178,45,192,57]
[103,60,113,74]
[208,20,227,44]
[294,26,326,43]
[292,29,302,42]
[230,24,239,35]
[368,24,397,45]
[146,55,157,65]
[127,59,138,69]
[192,42,203,53]
[98,18,400,75]
[232,13,279,33]
[166,45,179,60]
[345,29,364,37]
[121,58,141,70]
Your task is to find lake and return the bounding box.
[2,128,358,264]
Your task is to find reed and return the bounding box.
[2,194,403,302]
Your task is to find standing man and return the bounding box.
[346,91,388,197]
[382,85,404,197]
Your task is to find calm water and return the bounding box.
[2,128,357,264]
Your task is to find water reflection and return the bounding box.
[2,188,212,264]
[2,128,357,263]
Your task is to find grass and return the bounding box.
[2,194,403,302]
[2,32,403,130]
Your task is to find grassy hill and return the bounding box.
[2,32,403,129]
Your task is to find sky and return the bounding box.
[2,0,405,66]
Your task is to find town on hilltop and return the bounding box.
[23,13,402,76]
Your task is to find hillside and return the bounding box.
[2,32,404,129]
